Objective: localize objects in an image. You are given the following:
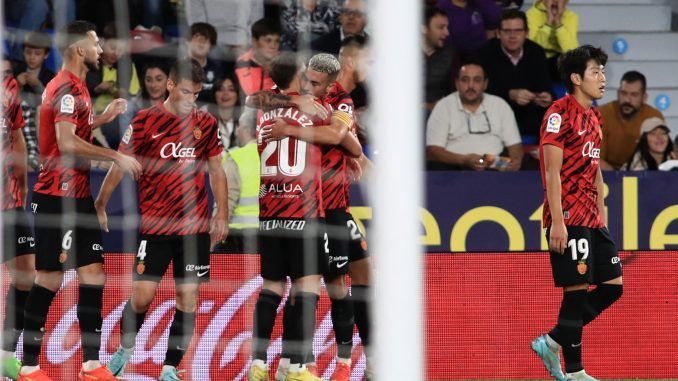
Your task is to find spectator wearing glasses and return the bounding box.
[477,9,552,138]
[311,0,369,55]
[426,60,523,170]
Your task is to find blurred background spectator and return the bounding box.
[185,22,225,105]
[280,0,342,52]
[202,75,242,151]
[127,60,169,117]
[623,117,676,171]
[423,6,458,115]
[312,0,368,55]
[599,71,665,170]
[436,0,502,59]
[477,9,551,140]
[13,31,55,107]
[185,0,263,62]
[526,0,578,83]
[235,18,281,97]
[426,60,522,170]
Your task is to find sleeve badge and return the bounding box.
[546,113,562,133]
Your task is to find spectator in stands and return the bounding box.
[477,9,552,138]
[526,0,578,81]
[185,0,264,61]
[423,7,458,112]
[280,0,343,52]
[128,61,169,114]
[599,71,664,170]
[495,0,523,9]
[13,32,55,107]
[214,113,260,254]
[436,0,502,59]
[185,22,225,105]
[426,60,523,170]
[235,18,281,96]
[623,117,676,171]
[311,0,369,55]
[202,75,242,151]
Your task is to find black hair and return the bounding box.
[269,52,300,90]
[140,61,169,100]
[456,58,486,79]
[424,6,447,26]
[251,18,281,40]
[58,20,97,53]
[558,45,608,94]
[626,129,674,170]
[499,9,527,30]
[620,70,647,93]
[169,58,205,85]
[190,22,218,46]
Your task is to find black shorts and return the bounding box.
[325,209,369,277]
[258,218,329,281]
[133,233,211,284]
[546,226,623,287]
[2,207,35,262]
[32,193,104,271]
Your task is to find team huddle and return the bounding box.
[1,20,372,381]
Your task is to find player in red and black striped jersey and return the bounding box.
[19,21,140,381]
[1,60,37,380]
[532,46,622,381]
[253,42,373,380]
[248,53,331,381]
[95,59,228,381]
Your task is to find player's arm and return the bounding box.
[92,98,128,129]
[55,121,141,179]
[543,144,567,254]
[10,129,29,205]
[246,91,328,118]
[595,167,607,226]
[93,163,125,232]
[208,154,229,247]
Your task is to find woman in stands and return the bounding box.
[623,116,676,170]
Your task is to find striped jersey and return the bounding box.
[539,94,604,229]
[1,75,25,209]
[119,103,222,235]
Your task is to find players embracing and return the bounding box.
[532,45,623,381]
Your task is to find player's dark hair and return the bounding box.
[558,45,608,94]
[269,52,300,90]
[424,6,447,26]
[58,20,97,53]
[499,9,527,30]
[24,31,52,54]
[456,58,486,79]
[626,129,674,170]
[189,22,218,47]
[251,18,281,40]
[169,58,205,85]
[620,70,647,93]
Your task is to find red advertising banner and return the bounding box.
[2,251,677,380]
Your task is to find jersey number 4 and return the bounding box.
[261,138,307,177]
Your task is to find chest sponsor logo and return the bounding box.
[582,141,600,159]
[160,142,196,160]
[92,243,104,251]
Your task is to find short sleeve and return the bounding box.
[118,112,147,155]
[205,115,223,158]
[53,84,84,125]
[540,107,569,149]
[6,79,24,131]
[426,98,451,147]
[498,100,522,147]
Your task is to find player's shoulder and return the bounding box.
[1,74,18,93]
[194,107,217,126]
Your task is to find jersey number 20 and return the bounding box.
[261,138,307,177]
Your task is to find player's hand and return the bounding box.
[293,94,328,119]
[261,119,291,142]
[100,98,128,124]
[464,154,487,171]
[347,157,363,181]
[509,89,536,106]
[114,152,142,180]
[94,200,109,233]
[209,216,228,250]
[549,222,568,254]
